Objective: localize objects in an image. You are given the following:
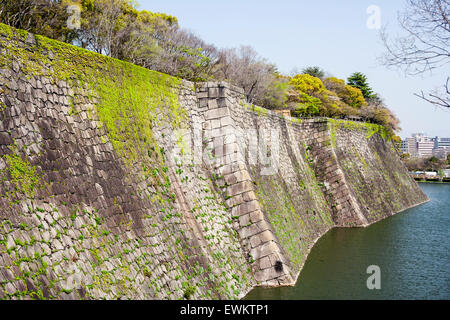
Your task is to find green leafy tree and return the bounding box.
[424,156,446,172]
[260,74,290,109]
[287,74,329,116]
[289,74,326,95]
[0,0,77,42]
[76,0,217,82]
[323,77,366,108]
[347,72,374,99]
[291,94,321,116]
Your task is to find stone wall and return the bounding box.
[328,120,428,224]
[195,82,428,286]
[0,24,254,300]
[0,24,428,300]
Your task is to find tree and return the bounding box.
[143,27,219,81]
[380,0,450,108]
[424,156,446,171]
[259,74,290,109]
[214,45,280,106]
[77,0,144,57]
[288,74,340,117]
[347,72,374,99]
[404,157,426,171]
[323,77,366,108]
[365,93,384,106]
[0,0,77,42]
[289,74,326,96]
[74,1,217,82]
[400,153,411,160]
[301,66,325,79]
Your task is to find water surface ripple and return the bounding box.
[245,183,449,299]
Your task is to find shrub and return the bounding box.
[323,77,346,91]
[323,77,366,108]
[182,283,196,300]
[344,85,366,108]
[291,97,321,116]
[289,74,326,96]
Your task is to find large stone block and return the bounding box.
[227,180,253,196]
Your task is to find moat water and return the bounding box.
[245,183,449,300]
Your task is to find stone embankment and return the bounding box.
[0,24,428,299]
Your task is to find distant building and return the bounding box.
[444,169,450,178]
[401,134,450,159]
[433,137,450,159]
[416,136,434,157]
[411,133,425,139]
[400,140,407,153]
[401,137,418,156]
[433,146,450,159]
[434,137,450,149]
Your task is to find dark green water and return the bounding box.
[245,183,449,300]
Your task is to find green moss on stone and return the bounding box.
[0,23,187,167]
[1,145,42,200]
[328,118,390,141]
[243,103,269,117]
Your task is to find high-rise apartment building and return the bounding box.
[434,137,450,149]
[416,136,435,157]
[401,137,418,156]
[401,134,450,158]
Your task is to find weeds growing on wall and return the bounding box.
[328,118,390,147]
[0,145,43,203]
[0,23,186,168]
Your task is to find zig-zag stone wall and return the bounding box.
[0,24,428,299]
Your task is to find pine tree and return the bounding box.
[302,66,325,79]
[347,72,374,99]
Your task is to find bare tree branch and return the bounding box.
[379,0,450,108]
[413,76,450,108]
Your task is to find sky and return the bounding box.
[138,0,449,138]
